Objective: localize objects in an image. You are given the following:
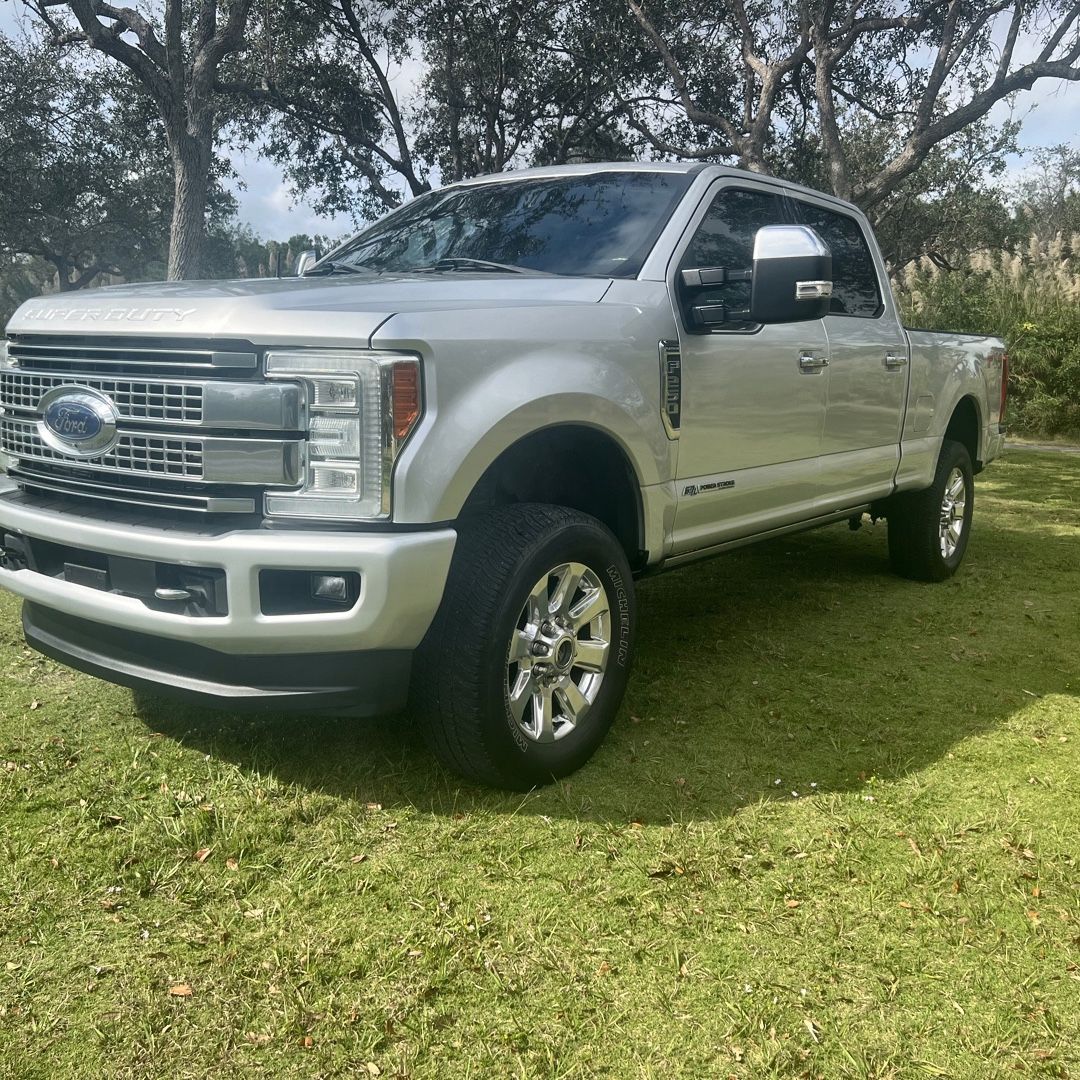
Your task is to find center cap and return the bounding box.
[554,637,575,670]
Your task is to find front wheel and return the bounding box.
[412,504,636,789]
[887,438,974,581]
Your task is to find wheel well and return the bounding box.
[945,396,981,471]
[459,426,646,569]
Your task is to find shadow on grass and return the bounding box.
[135,459,1078,824]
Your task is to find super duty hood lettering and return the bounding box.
[20,306,197,324]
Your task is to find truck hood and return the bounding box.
[5,274,612,347]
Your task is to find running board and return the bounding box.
[659,504,873,570]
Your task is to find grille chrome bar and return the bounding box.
[0,370,303,430]
[1,417,302,486]
[8,340,257,369]
[8,465,257,514]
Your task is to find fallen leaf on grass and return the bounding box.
[168,984,192,997]
[302,1036,314,1049]
[349,854,368,864]
[648,861,685,878]
[785,899,802,909]
[225,858,239,872]
[193,848,212,863]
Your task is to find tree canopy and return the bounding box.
[4,0,1080,286]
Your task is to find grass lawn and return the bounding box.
[1,450,1078,1079]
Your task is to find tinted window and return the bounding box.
[329,172,693,278]
[792,202,882,317]
[678,187,787,329]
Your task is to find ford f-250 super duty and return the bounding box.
[0,163,1007,789]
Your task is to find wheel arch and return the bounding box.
[944,394,983,471]
[458,422,649,570]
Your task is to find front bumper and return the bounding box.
[0,488,455,653]
[0,487,456,709]
[23,603,412,713]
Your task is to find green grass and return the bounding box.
[1,451,1078,1079]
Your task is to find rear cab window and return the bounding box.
[789,201,884,318]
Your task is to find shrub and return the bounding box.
[895,235,1080,438]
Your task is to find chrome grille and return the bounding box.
[0,371,204,424]
[1,417,204,479]
[0,335,302,515]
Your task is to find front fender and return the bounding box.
[394,356,671,524]
[371,304,675,525]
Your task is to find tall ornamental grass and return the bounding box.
[895,234,1080,438]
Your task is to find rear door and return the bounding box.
[788,197,910,510]
[669,181,830,554]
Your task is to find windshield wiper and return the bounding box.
[302,260,379,277]
[413,257,538,275]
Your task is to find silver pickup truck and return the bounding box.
[0,162,1007,789]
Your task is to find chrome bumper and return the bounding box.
[0,487,456,654]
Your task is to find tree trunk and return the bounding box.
[167,129,211,280]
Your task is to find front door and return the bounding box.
[670,182,830,555]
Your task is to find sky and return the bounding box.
[2,1,1078,243]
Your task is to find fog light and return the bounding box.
[311,573,351,602]
[259,569,360,614]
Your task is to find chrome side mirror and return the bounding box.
[295,249,320,276]
[749,226,832,323]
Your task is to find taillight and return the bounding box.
[999,352,1009,424]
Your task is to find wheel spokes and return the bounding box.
[554,677,589,722]
[573,638,609,673]
[548,563,583,619]
[532,685,555,742]
[568,587,608,631]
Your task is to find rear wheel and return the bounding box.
[412,504,635,789]
[887,438,974,581]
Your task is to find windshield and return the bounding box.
[325,171,693,278]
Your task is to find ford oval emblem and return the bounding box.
[37,387,119,458]
[44,399,103,441]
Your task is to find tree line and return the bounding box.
[3,0,1080,295]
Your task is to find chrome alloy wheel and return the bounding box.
[939,466,967,559]
[506,562,612,743]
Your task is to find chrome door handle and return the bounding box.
[884,353,908,369]
[798,352,829,371]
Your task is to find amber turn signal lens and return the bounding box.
[391,361,421,440]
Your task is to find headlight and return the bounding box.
[264,349,421,521]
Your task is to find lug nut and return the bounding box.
[531,642,549,656]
